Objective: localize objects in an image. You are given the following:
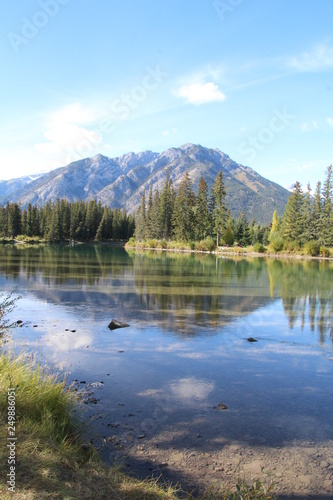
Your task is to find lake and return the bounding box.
[1,244,333,496]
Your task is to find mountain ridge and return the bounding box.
[0,144,290,225]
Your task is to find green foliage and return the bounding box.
[320,246,330,257]
[0,200,134,242]
[172,171,196,241]
[303,240,320,256]
[195,237,216,252]
[212,171,227,246]
[253,242,265,253]
[269,236,284,252]
[222,225,235,246]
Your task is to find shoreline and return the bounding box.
[125,244,333,261]
[1,238,332,261]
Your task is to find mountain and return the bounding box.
[0,173,44,199]
[0,144,290,224]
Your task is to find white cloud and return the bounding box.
[34,103,104,163]
[174,82,226,105]
[327,117,333,127]
[288,43,333,72]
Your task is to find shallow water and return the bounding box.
[1,244,333,487]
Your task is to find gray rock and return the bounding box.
[108,319,130,330]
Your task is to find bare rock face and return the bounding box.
[108,319,130,330]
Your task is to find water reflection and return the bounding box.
[0,245,332,343]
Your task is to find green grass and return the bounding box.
[0,352,182,499]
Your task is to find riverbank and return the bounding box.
[0,352,181,499]
[0,351,278,499]
[125,241,333,261]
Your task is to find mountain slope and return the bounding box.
[0,144,290,224]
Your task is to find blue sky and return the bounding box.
[0,0,332,189]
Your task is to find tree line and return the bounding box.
[134,168,269,247]
[269,165,333,253]
[0,199,135,242]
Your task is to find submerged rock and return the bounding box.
[213,403,228,410]
[108,319,130,330]
[247,337,258,342]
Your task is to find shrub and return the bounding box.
[253,242,265,253]
[320,246,330,257]
[127,237,136,246]
[304,240,320,256]
[146,239,157,248]
[160,240,167,249]
[270,236,284,252]
[204,237,216,252]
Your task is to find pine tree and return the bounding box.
[172,171,195,241]
[159,167,174,240]
[321,165,333,246]
[195,176,210,240]
[312,181,323,243]
[145,184,154,239]
[134,190,146,241]
[283,181,304,244]
[234,210,250,246]
[212,171,227,246]
[300,183,313,244]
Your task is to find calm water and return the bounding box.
[1,244,333,465]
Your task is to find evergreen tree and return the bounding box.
[172,171,195,241]
[145,184,154,239]
[300,183,313,244]
[134,190,146,241]
[312,181,323,243]
[234,210,250,246]
[195,176,210,240]
[212,171,227,246]
[149,189,161,239]
[159,167,174,240]
[321,165,333,246]
[283,181,304,244]
[7,203,21,237]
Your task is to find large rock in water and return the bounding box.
[108,319,130,330]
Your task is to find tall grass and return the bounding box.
[0,352,180,499]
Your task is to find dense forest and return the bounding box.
[133,165,333,255]
[0,164,332,256]
[134,168,269,248]
[0,199,134,242]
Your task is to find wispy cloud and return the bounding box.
[288,43,333,72]
[174,82,226,105]
[34,102,103,160]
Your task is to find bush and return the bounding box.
[146,239,157,248]
[160,240,167,249]
[320,246,330,257]
[204,237,216,252]
[304,240,320,256]
[127,237,136,246]
[253,242,265,253]
[270,236,284,252]
[195,238,216,252]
